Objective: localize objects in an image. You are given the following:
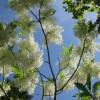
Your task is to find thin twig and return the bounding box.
[38,1,57,99]
[39,72,44,100]
[39,6,56,81]
[56,58,62,80]
[35,68,50,80]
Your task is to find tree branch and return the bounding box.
[38,0,56,81]
[35,68,51,81]
[25,0,56,80]
[57,35,87,92]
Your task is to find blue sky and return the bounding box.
[0,0,100,100]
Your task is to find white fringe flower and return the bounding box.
[0,84,10,97]
[43,22,64,45]
[44,82,55,96]
[15,34,43,70]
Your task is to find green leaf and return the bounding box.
[60,46,69,55]
[69,44,73,51]
[59,72,64,79]
[73,93,80,97]
[0,22,4,31]
[86,73,91,91]
[93,81,100,94]
[81,97,89,100]
[9,21,17,29]
[10,97,14,100]
[73,92,90,97]
[6,21,18,34]
[12,66,23,78]
[63,46,69,54]
[75,83,89,93]
[79,92,90,97]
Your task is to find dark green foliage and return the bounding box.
[63,0,100,34]
[74,74,100,99]
[75,83,89,93]
[93,0,100,6]
[0,23,4,31]
[63,0,99,19]
[0,21,17,47]
[93,81,100,94]
[0,86,33,100]
[12,65,23,79]
[74,83,91,97]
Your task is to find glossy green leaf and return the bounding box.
[60,46,69,55]
[0,22,4,31]
[6,21,18,34]
[75,83,89,93]
[59,72,64,79]
[12,66,23,78]
[81,97,89,100]
[79,92,90,97]
[73,92,90,97]
[73,93,80,97]
[93,81,100,94]
[69,44,73,51]
[86,73,91,91]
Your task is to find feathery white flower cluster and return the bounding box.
[44,81,55,96]
[43,22,64,45]
[58,43,100,90]
[15,34,43,70]
[13,71,39,94]
[73,54,100,83]
[91,41,100,54]
[59,47,80,69]
[0,34,43,95]
[57,70,74,90]
[0,84,10,97]
[12,35,43,93]
[17,15,35,34]
[0,47,15,75]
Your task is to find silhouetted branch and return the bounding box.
[35,68,50,81]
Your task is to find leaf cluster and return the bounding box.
[63,0,100,34]
[74,74,100,99]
